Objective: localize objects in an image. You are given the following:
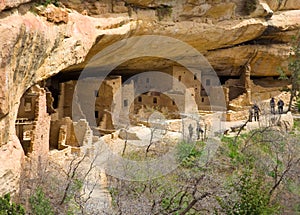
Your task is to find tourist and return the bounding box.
[196,121,204,140]
[278,99,284,114]
[252,103,261,121]
[270,97,275,114]
[188,124,193,140]
[248,107,253,122]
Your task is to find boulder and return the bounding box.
[275,111,294,132]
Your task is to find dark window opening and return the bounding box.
[194,74,197,80]
[95,111,99,118]
[201,98,205,103]
[138,96,142,102]
[201,89,208,97]
[124,99,128,107]
[178,76,182,82]
[206,79,211,86]
[153,97,157,104]
[172,101,176,105]
[95,90,99,97]
[24,98,32,112]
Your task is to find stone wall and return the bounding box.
[50,117,78,149]
[30,86,51,159]
[96,76,122,130]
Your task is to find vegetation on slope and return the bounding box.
[108,123,300,214]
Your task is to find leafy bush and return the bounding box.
[29,188,54,215]
[297,98,300,112]
[176,141,203,168]
[217,170,280,214]
[221,136,246,165]
[0,193,25,215]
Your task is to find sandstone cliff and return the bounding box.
[0,0,300,195]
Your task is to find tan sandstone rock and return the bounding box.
[0,0,31,12]
[37,4,69,24]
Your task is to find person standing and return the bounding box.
[248,107,253,122]
[277,99,284,114]
[188,124,193,141]
[253,103,261,121]
[270,97,275,114]
[196,121,204,140]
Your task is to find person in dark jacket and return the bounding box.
[252,103,261,121]
[270,97,275,114]
[277,99,284,114]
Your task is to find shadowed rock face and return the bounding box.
[0,0,300,194]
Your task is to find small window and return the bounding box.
[113,82,115,85]
[206,79,211,86]
[24,98,32,112]
[23,125,32,141]
[146,78,150,83]
[194,74,197,80]
[201,98,205,103]
[153,97,157,104]
[172,101,176,105]
[95,90,99,97]
[138,96,142,102]
[23,130,31,141]
[124,99,128,107]
[95,111,99,118]
[178,76,182,82]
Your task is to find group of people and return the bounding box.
[249,98,285,122]
[270,97,284,114]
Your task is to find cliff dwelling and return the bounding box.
[15,85,54,156]
[14,57,291,156]
[1,0,300,213]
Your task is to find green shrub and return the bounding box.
[176,141,204,168]
[221,136,247,165]
[0,193,25,215]
[297,98,300,112]
[217,170,280,214]
[29,188,54,215]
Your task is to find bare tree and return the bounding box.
[108,140,220,215]
[18,150,107,214]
